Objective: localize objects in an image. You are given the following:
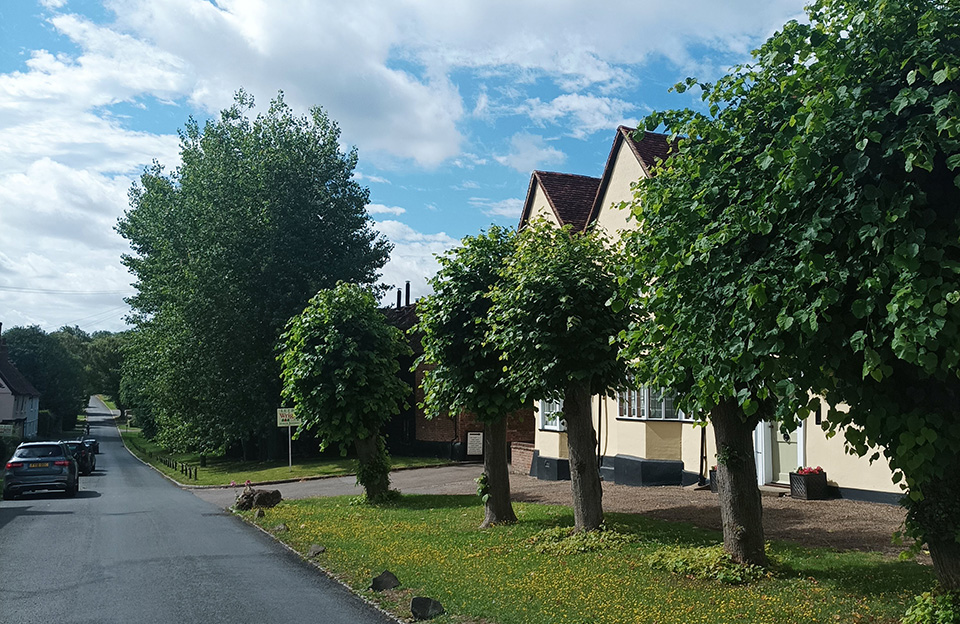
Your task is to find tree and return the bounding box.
[417,226,523,527]
[2,325,87,431]
[278,282,411,503]
[489,220,631,532]
[117,90,390,457]
[87,331,128,411]
[623,0,960,581]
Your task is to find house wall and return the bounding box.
[0,381,13,422]
[528,183,561,226]
[593,142,644,237]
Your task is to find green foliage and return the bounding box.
[647,545,770,585]
[902,590,960,624]
[526,525,637,556]
[417,226,524,423]
[117,91,390,456]
[489,219,631,402]
[623,0,960,572]
[475,472,490,503]
[278,282,410,453]
[2,325,87,428]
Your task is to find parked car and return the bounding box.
[82,436,99,454]
[2,441,79,499]
[64,440,95,475]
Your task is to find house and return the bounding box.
[0,324,40,441]
[381,284,535,461]
[518,126,901,504]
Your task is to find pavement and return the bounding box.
[190,463,486,509]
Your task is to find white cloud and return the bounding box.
[526,94,639,138]
[372,220,459,303]
[494,133,566,173]
[468,197,524,220]
[367,203,407,216]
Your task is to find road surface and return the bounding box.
[0,397,396,624]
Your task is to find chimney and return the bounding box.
[396,288,402,310]
[405,281,411,307]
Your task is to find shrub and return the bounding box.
[526,525,638,556]
[647,544,769,585]
[902,590,960,624]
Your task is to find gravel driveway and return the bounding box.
[192,463,916,560]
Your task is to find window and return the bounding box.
[539,399,566,431]
[618,387,682,420]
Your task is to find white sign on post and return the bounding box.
[466,431,483,456]
[277,408,302,469]
[277,408,302,427]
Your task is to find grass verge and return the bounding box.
[241,495,933,624]
[119,428,450,486]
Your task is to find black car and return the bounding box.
[82,436,99,454]
[64,440,95,475]
[2,441,79,499]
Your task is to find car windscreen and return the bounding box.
[15,445,64,459]
[65,443,82,452]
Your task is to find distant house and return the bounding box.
[0,324,40,440]
[381,285,535,462]
[517,126,901,503]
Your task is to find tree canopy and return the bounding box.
[417,225,522,526]
[2,325,87,431]
[117,91,390,457]
[622,0,960,583]
[278,282,410,501]
[490,219,631,531]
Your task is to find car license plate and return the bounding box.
[29,462,50,468]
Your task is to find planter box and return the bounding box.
[709,469,718,493]
[790,471,828,500]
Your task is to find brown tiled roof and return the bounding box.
[0,341,40,398]
[518,171,601,233]
[586,126,673,226]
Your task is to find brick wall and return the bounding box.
[510,442,535,475]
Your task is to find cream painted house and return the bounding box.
[0,328,40,441]
[518,126,901,503]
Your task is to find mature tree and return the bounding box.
[117,90,390,458]
[489,220,631,532]
[417,226,523,527]
[87,331,128,411]
[623,0,960,580]
[2,325,87,431]
[278,283,410,502]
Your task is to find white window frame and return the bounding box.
[539,399,566,432]
[618,387,685,421]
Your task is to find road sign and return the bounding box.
[277,408,302,428]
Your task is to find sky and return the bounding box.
[0,0,806,334]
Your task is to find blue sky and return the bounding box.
[0,0,806,333]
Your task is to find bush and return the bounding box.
[526,525,638,556]
[647,544,769,585]
[902,590,960,624]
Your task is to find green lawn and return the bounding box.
[242,495,933,624]
[119,429,450,486]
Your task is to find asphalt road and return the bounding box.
[0,397,396,624]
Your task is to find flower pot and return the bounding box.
[709,469,718,493]
[790,471,828,500]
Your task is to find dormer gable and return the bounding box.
[517,171,601,232]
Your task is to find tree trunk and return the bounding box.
[564,381,603,532]
[480,418,518,528]
[354,434,391,502]
[913,474,960,590]
[928,537,960,591]
[712,398,767,566]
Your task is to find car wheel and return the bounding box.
[2,487,14,501]
[66,480,78,498]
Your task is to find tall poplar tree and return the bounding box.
[118,91,390,457]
